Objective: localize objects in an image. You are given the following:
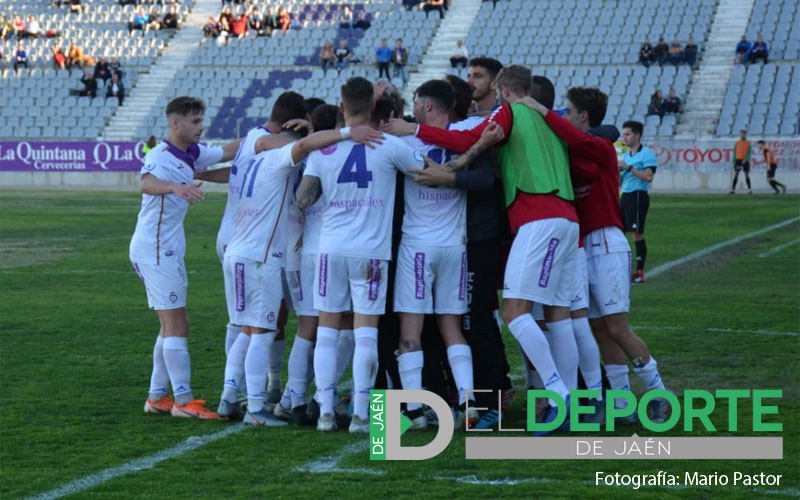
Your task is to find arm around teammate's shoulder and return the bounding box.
[141,173,204,202]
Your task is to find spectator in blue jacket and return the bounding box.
[735,35,751,64]
[13,43,27,73]
[375,38,392,81]
[749,34,769,64]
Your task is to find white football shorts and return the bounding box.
[286,253,320,317]
[587,250,631,318]
[314,253,386,315]
[223,255,283,330]
[531,245,589,320]
[394,243,468,314]
[132,260,187,310]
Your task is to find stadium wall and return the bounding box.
[1,139,798,193]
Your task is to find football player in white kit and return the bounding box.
[394,80,477,431]
[296,77,426,433]
[133,96,238,420]
[221,92,383,426]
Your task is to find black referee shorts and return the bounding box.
[734,159,750,173]
[621,190,650,234]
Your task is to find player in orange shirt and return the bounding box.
[730,129,752,195]
[757,140,787,194]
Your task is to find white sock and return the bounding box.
[245,331,276,413]
[287,336,314,408]
[335,328,355,384]
[544,319,579,391]
[397,351,424,411]
[149,336,169,401]
[268,339,285,391]
[572,317,603,398]
[507,314,568,401]
[221,332,249,404]
[632,356,666,390]
[225,323,241,355]
[446,343,474,406]
[352,327,378,419]
[314,326,339,415]
[162,336,192,405]
[605,363,632,409]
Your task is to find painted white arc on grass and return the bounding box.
[648,216,800,278]
[27,425,246,500]
[757,237,800,258]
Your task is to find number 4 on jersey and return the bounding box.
[337,144,372,188]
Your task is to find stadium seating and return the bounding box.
[745,0,799,61]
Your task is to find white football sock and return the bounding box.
[572,317,603,398]
[397,350,424,411]
[544,319,579,391]
[268,339,285,391]
[287,336,314,408]
[352,327,378,419]
[632,356,666,390]
[221,332,249,404]
[245,331,276,413]
[605,363,632,409]
[225,323,241,355]
[314,326,339,415]
[335,328,355,384]
[149,336,169,401]
[162,336,192,405]
[507,314,568,401]
[446,343,475,406]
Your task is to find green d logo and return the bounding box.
[369,390,455,461]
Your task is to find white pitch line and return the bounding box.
[27,425,246,500]
[647,216,800,278]
[294,440,383,475]
[632,325,799,338]
[758,237,800,258]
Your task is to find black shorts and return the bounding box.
[734,159,750,173]
[767,164,777,178]
[620,190,650,234]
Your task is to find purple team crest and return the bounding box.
[169,292,178,303]
[267,311,276,323]
[321,144,338,155]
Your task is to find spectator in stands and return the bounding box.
[668,37,684,65]
[79,68,98,97]
[0,15,12,40]
[69,0,86,15]
[109,56,123,79]
[128,7,150,36]
[339,6,354,37]
[662,88,682,114]
[66,41,87,70]
[231,12,248,39]
[684,36,698,67]
[653,36,669,66]
[203,16,220,38]
[263,7,277,37]
[319,41,335,75]
[403,0,421,10]
[219,6,234,28]
[393,38,409,87]
[376,38,392,81]
[118,0,137,6]
[277,8,291,33]
[334,39,353,73]
[105,72,125,106]
[163,6,180,31]
[749,34,768,64]
[22,15,41,39]
[354,11,371,31]
[94,55,111,82]
[52,43,67,70]
[11,14,25,40]
[646,89,665,119]
[734,35,751,64]
[146,7,163,32]
[638,36,655,67]
[13,43,28,73]
[450,39,468,72]
[424,0,446,19]
[247,7,263,36]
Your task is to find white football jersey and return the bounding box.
[129,141,223,265]
[400,134,466,246]
[285,163,325,269]
[306,135,424,260]
[216,126,271,257]
[224,142,298,263]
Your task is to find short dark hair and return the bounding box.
[531,75,555,110]
[566,87,608,127]
[757,140,766,145]
[468,56,503,79]
[373,90,405,125]
[270,91,309,126]
[341,77,373,117]
[444,74,472,121]
[415,79,454,114]
[622,120,644,136]
[166,96,205,117]
[496,65,532,97]
[305,97,327,114]
[311,104,340,132]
